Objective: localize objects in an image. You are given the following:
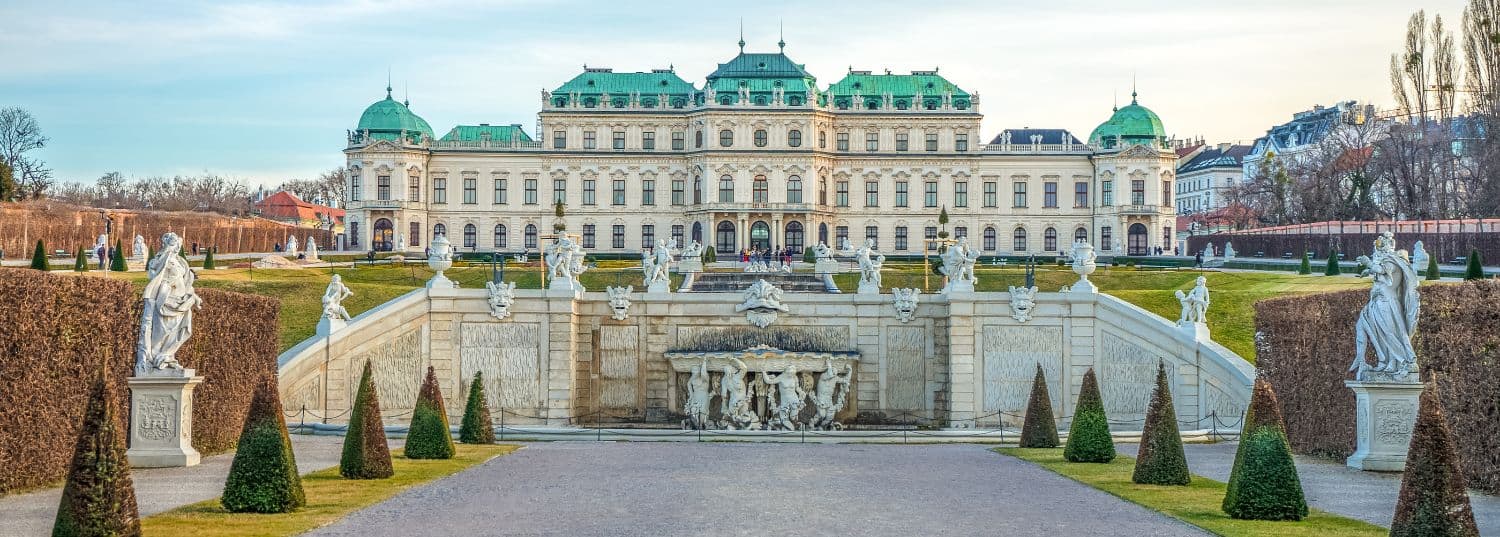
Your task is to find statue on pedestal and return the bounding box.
[322,274,353,321]
[939,236,979,293]
[545,237,588,292]
[305,237,319,262]
[642,239,672,292]
[132,235,147,263]
[286,236,299,258]
[1351,232,1421,381]
[855,239,885,294]
[137,232,202,376]
[1175,276,1210,325]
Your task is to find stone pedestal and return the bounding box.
[1345,380,1423,472]
[1177,321,1210,341]
[677,259,703,273]
[127,373,204,468]
[316,315,347,336]
[1069,278,1098,294]
[426,272,456,289]
[857,280,880,295]
[646,279,671,294]
[943,279,975,295]
[815,259,840,274]
[549,276,583,297]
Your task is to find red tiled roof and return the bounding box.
[255,191,345,223]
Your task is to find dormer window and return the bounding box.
[853,82,862,90]
[774,80,782,87]
[660,80,669,86]
[587,80,595,86]
[926,82,935,89]
[757,62,767,70]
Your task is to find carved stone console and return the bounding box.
[1344,379,1422,472]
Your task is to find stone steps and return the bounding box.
[685,272,836,293]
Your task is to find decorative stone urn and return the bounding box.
[427,234,456,289]
[1069,239,1098,293]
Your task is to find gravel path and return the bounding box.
[307,442,1204,537]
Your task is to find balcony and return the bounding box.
[981,142,1095,155]
[1113,204,1173,216]
[688,202,818,214]
[352,199,422,211]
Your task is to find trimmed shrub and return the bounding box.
[204,249,216,270]
[1298,251,1311,275]
[1324,250,1341,276]
[1223,378,1307,520]
[1018,363,1058,448]
[73,247,88,272]
[1063,368,1115,463]
[110,240,126,272]
[340,361,393,479]
[803,246,816,264]
[221,381,305,513]
[459,372,495,444]
[1427,253,1441,281]
[1132,362,1189,485]
[703,246,716,263]
[1391,382,1480,537]
[1464,248,1484,281]
[405,366,456,459]
[31,239,48,271]
[52,371,140,537]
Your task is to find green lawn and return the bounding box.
[998,448,1386,537]
[140,444,518,537]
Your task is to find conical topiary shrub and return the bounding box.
[74,247,88,272]
[1132,362,1189,485]
[221,381,305,513]
[1427,253,1441,281]
[1018,363,1059,448]
[1223,378,1307,520]
[1390,382,1480,537]
[110,240,127,272]
[31,239,49,271]
[1298,251,1311,275]
[1063,368,1115,463]
[458,372,495,444]
[203,249,216,270]
[1324,250,1341,276]
[803,246,816,264]
[405,366,455,459]
[340,361,393,479]
[1464,249,1484,281]
[52,370,141,537]
[703,246,716,263]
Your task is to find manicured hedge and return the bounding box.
[1188,232,1500,268]
[1255,280,1500,495]
[0,268,279,494]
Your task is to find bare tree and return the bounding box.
[0,107,51,200]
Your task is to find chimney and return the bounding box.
[1218,143,1231,152]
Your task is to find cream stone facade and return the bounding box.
[343,45,1177,258]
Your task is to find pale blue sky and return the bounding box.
[0,0,1468,186]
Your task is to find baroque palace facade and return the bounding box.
[343,43,1177,258]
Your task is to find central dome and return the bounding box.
[1088,92,1166,149]
[356,87,434,141]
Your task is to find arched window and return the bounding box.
[1128,223,1148,255]
[788,96,802,106]
[463,224,477,248]
[494,224,507,248]
[785,221,805,253]
[788,129,802,147]
[754,129,768,147]
[433,223,447,239]
[719,95,733,105]
[1074,227,1088,244]
[716,221,736,254]
[719,129,733,147]
[525,224,538,249]
[818,131,828,148]
[818,223,829,245]
[818,178,828,205]
[373,218,393,252]
[753,175,768,203]
[754,95,767,106]
[1012,227,1027,251]
[786,175,803,203]
[693,176,703,204]
[695,130,704,148]
[719,175,734,202]
[1044,227,1058,251]
[983,227,997,251]
[691,222,703,243]
[866,100,879,110]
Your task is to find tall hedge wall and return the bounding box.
[0,268,279,494]
[1255,280,1500,494]
[1187,232,1498,268]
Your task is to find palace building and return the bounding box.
[343,41,1177,258]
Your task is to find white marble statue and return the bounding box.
[892,288,921,323]
[1008,285,1039,322]
[305,236,320,262]
[1204,242,1216,259]
[665,237,679,255]
[486,280,517,320]
[839,237,855,254]
[761,366,806,430]
[855,239,885,294]
[132,235,147,262]
[322,274,353,321]
[809,359,853,430]
[1224,242,1237,259]
[286,236,299,258]
[136,232,202,376]
[642,240,672,292]
[1174,276,1210,325]
[544,236,588,292]
[93,233,108,253]
[813,241,832,259]
[395,231,405,251]
[1069,239,1098,293]
[736,279,789,328]
[939,236,979,293]
[681,240,704,259]
[683,358,712,430]
[1112,238,1123,252]
[1350,232,1421,381]
[719,357,758,430]
[1411,240,1428,268]
[606,285,633,320]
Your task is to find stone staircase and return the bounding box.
[683,271,838,293]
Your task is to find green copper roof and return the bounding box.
[356,88,434,141]
[439,124,533,143]
[825,71,971,110]
[552,69,695,108]
[707,52,812,79]
[703,50,819,106]
[1088,92,1167,148]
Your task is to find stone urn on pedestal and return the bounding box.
[1345,232,1423,472]
[128,232,205,468]
[1068,239,1098,294]
[426,234,456,289]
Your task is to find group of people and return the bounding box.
[739,246,795,267]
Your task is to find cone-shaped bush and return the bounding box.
[1132,362,1190,485]
[52,371,141,537]
[803,246,816,264]
[1464,249,1484,281]
[1324,250,1341,275]
[1018,364,1059,448]
[110,240,127,272]
[1223,378,1307,520]
[203,249,216,270]
[405,366,455,459]
[1390,382,1480,537]
[74,247,88,272]
[459,372,495,444]
[703,246,716,263]
[1064,368,1115,463]
[340,361,393,479]
[1427,253,1441,281]
[221,381,305,513]
[31,239,49,271]
[1298,252,1311,275]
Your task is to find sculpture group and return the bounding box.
[939,237,979,293]
[681,356,853,431]
[137,232,201,376]
[545,237,589,293]
[1350,232,1421,381]
[642,239,673,292]
[855,239,885,294]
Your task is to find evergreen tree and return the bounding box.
[1223,378,1307,520]
[1324,249,1341,276]
[1132,362,1190,485]
[703,246,716,263]
[1427,252,1442,281]
[222,381,305,513]
[73,247,88,272]
[1063,368,1115,463]
[1464,249,1484,281]
[405,366,456,459]
[803,246,816,264]
[1018,364,1059,448]
[203,249,216,270]
[52,371,141,537]
[31,239,49,271]
[1390,382,1480,537]
[110,240,127,272]
[458,372,495,444]
[1298,252,1311,275]
[340,362,393,479]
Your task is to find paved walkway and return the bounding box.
[306,443,1205,537]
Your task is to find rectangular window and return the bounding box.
[1013,182,1027,208]
[894,226,908,251]
[553,131,566,149]
[554,179,568,205]
[672,131,685,150]
[642,179,656,206]
[377,174,390,201]
[672,225,684,246]
[955,226,967,239]
[641,225,655,248]
[349,222,359,246]
[925,133,938,151]
[836,181,849,207]
[612,179,626,205]
[1074,182,1089,208]
[866,132,879,152]
[895,181,909,207]
[612,225,625,249]
[583,130,597,149]
[463,177,476,204]
[1162,180,1172,206]
[350,175,360,202]
[983,181,997,208]
[493,178,507,204]
[582,179,595,205]
[582,224,596,248]
[1132,180,1146,205]
[642,132,655,150]
[924,181,938,208]
[524,178,537,204]
[864,226,879,249]
[955,133,969,151]
[408,175,421,201]
[1044,181,1057,208]
[925,227,938,251]
[954,181,968,208]
[1101,226,1113,250]
[1102,180,1114,206]
[836,133,849,151]
[865,181,879,207]
[895,133,909,151]
[835,226,848,247]
[433,177,447,204]
[612,131,625,150]
[671,179,685,205]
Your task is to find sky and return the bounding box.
[0,0,1471,187]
